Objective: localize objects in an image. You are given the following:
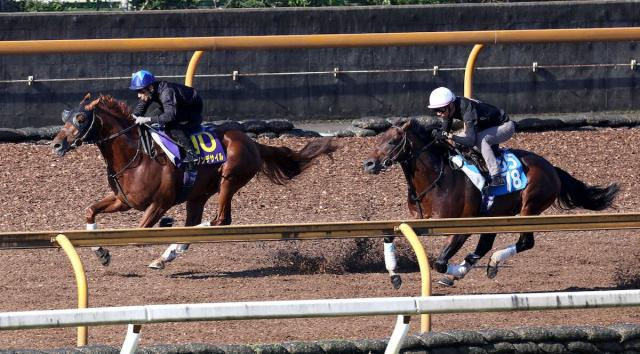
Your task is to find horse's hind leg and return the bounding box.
[487,232,534,279]
[85,194,131,266]
[149,198,208,270]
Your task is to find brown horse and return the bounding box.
[363,119,618,287]
[52,94,337,269]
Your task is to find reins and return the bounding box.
[91,110,143,209]
[390,129,445,219]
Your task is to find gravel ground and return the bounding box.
[0,127,638,350]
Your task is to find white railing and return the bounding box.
[1,289,639,354]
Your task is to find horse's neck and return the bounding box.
[406,147,445,185]
[97,115,142,171]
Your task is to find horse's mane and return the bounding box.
[405,118,437,141]
[93,95,134,123]
[403,118,455,156]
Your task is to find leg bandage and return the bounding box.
[446,263,469,278]
[384,242,398,274]
[87,224,99,252]
[491,244,517,264]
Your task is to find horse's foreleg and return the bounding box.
[383,236,402,290]
[440,232,497,285]
[149,199,208,270]
[85,194,131,266]
[487,232,534,279]
[434,234,471,287]
[434,234,470,273]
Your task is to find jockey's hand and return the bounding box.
[431,129,450,141]
[132,115,152,125]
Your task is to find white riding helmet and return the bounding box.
[428,87,456,109]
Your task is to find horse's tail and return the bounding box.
[554,167,619,211]
[256,137,338,185]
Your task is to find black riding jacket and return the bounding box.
[133,81,202,126]
[441,96,510,147]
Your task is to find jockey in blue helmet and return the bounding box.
[129,69,203,170]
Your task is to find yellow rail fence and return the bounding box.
[2,213,640,345]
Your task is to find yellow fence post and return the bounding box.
[185,50,204,87]
[464,44,484,98]
[396,223,431,333]
[54,234,88,346]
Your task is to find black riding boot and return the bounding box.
[171,129,198,170]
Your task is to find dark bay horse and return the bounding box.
[52,94,337,269]
[363,119,618,287]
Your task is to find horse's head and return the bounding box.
[52,93,101,156]
[363,120,415,174]
[52,94,132,157]
[363,119,440,174]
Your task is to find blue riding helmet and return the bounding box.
[129,70,156,91]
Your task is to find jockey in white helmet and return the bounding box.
[428,87,516,187]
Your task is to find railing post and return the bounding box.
[185,51,204,87]
[54,234,88,346]
[396,223,431,332]
[464,44,484,98]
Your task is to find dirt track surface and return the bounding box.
[0,128,639,350]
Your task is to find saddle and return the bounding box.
[140,124,227,168]
[458,144,502,176]
[449,145,528,195]
[140,125,228,203]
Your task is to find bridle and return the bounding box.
[381,126,445,218]
[63,103,142,208]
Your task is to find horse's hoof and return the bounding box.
[390,275,402,290]
[437,276,455,287]
[148,259,165,270]
[487,261,499,279]
[94,248,111,267]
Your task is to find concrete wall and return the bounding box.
[1,1,640,128]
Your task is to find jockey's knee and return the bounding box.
[434,259,448,274]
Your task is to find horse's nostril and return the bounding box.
[53,143,61,149]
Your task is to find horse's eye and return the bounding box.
[76,114,85,124]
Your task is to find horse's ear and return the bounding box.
[82,93,91,102]
[84,97,101,111]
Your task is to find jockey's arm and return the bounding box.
[151,87,178,124]
[451,105,477,147]
[132,99,151,117]
[441,117,453,132]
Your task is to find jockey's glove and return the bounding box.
[431,129,450,141]
[132,115,152,125]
